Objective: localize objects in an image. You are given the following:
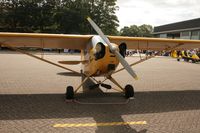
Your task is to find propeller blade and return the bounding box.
[87,17,138,80]
[87,17,114,51]
[114,51,138,80]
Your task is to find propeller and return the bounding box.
[87,17,138,80]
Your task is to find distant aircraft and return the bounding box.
[1,17,200,99]
[176,50,200,63]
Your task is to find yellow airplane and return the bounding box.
[176,50,200,63]
[1,17,200,99]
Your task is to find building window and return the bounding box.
[191,31,199,40]
[181,31,190,36]
[160,34,167,38]
[192,31,199,36]
[181,31,190,39]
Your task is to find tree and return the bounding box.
[120,24,153,37]
[120,25,140,37]
[88,0,119,35]
[0,0,119,35]
[138,24,153,37]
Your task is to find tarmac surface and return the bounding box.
[0,51,200,133]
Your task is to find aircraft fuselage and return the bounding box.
[81,36,119,77]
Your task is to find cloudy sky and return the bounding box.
[116,0,200,28]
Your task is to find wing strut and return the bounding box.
[114,43,185,74]
[5,45,80,74]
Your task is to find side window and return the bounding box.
[119,43,127,58]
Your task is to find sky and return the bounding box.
[116,0,200,29]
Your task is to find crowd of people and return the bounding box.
[125,49,200,58]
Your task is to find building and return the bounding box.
[153,18,200,40]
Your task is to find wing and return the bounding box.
[0,33,93,49]
[108,36,200,50]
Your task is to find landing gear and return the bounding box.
[65,76,90,100]
[124,85,134,98]
[66,86,74,99]
[108,76,135,99]
[65,76,135,100]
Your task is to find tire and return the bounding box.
[66,86,74,99]
[177,58,180,61]
[125,85,134,98]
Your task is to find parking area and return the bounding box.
[0,52,200,133]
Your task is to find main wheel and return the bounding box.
[125,85,134,98]
[66,86,74,99]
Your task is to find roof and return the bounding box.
[153,18,200,34]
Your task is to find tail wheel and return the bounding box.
[125,85,134,98]
[66,86,74,99]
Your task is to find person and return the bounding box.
[177,51,181,57]
[190,49,196,56]
[196,49,200,57]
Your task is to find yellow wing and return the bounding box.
[109,36,200,50]
[1,32,200,50]
[0,32,92,49]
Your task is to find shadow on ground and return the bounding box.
[1,89,200,133]
[1,74,200,132]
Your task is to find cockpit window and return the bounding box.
[94,42,105,60]
[95,43,102,53]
